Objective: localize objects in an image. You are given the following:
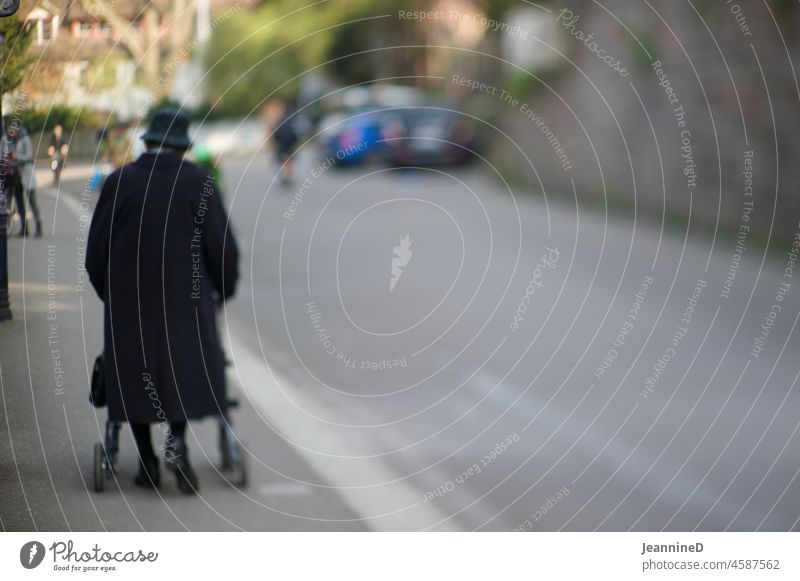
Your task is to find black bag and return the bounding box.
[89,354,106,408]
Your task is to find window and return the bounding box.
[75,22,93,38]
[25,8,59,46]
[40,18,52,42]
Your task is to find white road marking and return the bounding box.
[257,482,312,498]
[225,329,459,531]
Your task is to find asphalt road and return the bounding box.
[217,151,800,532]
[0,167,364,532]
[3,155,798,532]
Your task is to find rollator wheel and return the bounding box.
[93,443,105,492]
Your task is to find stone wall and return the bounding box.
[497,0,800,237]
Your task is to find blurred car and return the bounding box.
[379,106,479,166]
[317,108,385,166]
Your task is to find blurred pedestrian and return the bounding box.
[106,122,132,169]
[271,100,299,187]
[47,124,68,184]
[193,144,223,198]
[86,109,239,494]
[1,122,41,237]
[15,126,42,237]
[90,127,112,193]
[0,122,21,233]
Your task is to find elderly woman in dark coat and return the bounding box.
[86,109,239,494]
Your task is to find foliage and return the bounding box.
[205,0,433,115]
[204,0,557,115]
[17,105,108,133]
[149,96,229,123]
[0,11,33,95]
[479,0,542,21]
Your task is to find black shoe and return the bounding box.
[164,435,199,495]
[133,456,160,489]
[35,221,42,238]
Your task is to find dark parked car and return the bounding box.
[380,106,479,166]
[317,107,385,165]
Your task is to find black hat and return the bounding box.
[141,108,192,149]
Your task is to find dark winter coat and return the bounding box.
[86,152,239,423]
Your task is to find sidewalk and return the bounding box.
[0,172,366,531]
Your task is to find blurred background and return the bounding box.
[1,0,800,532]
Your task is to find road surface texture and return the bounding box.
[1,156,798,531]
[219,152,800,532]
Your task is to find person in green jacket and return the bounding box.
[193,144,224,200]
